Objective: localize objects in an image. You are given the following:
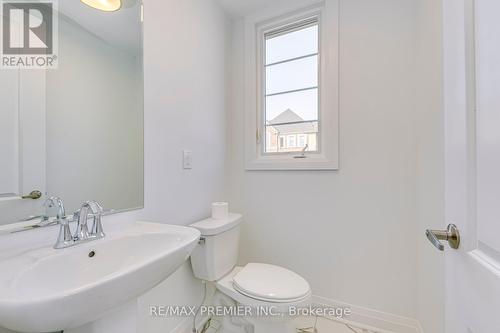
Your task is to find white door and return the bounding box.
[0,10,46,225]
[0,68,46,224]
[442,0,500,332]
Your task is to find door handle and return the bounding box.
[21,190,42,200]
[426,224,460,251]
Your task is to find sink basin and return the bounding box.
[0,221,200,333]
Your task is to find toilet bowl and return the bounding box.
[216,265,311,333]
[190,214,311,333]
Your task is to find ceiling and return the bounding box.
[57,0,142,55]
[215,0,297,18]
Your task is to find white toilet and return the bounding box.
[190,213,311,333]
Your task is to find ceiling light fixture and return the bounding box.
[80,0,122,12]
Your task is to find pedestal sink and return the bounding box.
[0,221,200,333]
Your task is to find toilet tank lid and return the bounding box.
[190,213,242,236]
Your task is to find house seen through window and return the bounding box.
[264,19,319,154]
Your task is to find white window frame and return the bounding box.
[244,0,339,171]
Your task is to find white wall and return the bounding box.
[227,0,420,318]
[136,0,229,331]
[139,0,228,225]
[415,0,445,332]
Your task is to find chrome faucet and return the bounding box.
[44,197,66,220]
[74,201,104,240]
[44,197,75,249]
[52,200,106,249]
[24,197,65,227]
[73,200,105,242]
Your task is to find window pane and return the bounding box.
[263,20,320,154]
[266,55,318,95]
[298,134,307,147]
[265,89,318,153]
[266,24,318,65]
[266,88,318,122]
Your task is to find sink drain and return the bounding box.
[88,250,96,258]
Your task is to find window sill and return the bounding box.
[245,153,338,171]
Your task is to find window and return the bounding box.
[297,134,307,147]
[265,20,319,154]
[279,136,285,148]
[245,1,339,170]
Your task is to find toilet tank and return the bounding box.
[189,213,242,281]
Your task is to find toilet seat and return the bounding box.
[215,265,311,333]
[216,266,311,309]
[232,263,311,303]
[216,265,311,309]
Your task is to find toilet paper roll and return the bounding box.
[212,202,229,219]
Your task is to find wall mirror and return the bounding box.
[0,0,144,226]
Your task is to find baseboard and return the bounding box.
[312,295,423,333]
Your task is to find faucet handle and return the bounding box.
[86,201,103,215]
[74,201,105,240]
[74,208,91,241]
[91,215,105,239]
[87,201,105,238]
[54,218,73,249]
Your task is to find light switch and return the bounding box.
[183,150,192,169]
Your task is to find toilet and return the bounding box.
[190,213,311,333]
